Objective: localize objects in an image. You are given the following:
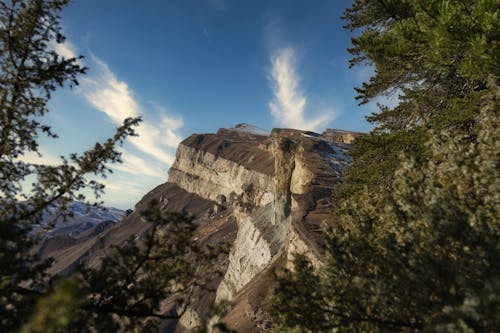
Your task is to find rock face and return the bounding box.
[42,124,356,332]
[163,125,352,332]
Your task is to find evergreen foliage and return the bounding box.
[0,1,221,331]
[268,1,499,331]
[21,202,223,332]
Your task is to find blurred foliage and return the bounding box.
[0,1,223,332]
[20,202,225,332]
[0,0,138,330]
[20,278,83,333]
[268,0,499,331]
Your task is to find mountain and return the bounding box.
[34,201,124,276]
[32,201,124,239]
[42,124,359,332]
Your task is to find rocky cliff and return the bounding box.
[163,124,352,332]
[42,124,356,332]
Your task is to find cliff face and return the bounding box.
[42,124,355,332]
[163,125,352,332]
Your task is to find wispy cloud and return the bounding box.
[51,41,183,182]
[81,57,181,165]
[22,147,164,180]
[99,179,145,195]
[53,40,78,60]
[113,148,165,179]
[84,57,141,122]
[20,149,61,166]
[268,47,334,132]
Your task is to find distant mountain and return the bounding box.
[32,201,124,276]
[31,201,124,240]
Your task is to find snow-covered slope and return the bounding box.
[31,201,124,239]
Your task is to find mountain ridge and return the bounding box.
[41,125,361,332]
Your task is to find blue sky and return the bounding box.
[27,0,383,209]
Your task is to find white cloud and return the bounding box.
[51,40,85,69]
[19,149,61,166]
[78,55,181,166]
[53,40,78,60]
[268,47,334,132]
[12,40,180,208]
[19,147,164,180]
[99,179,145,195]
[157,105,184,148]
[47,41,183,177]
[51,42,182,167]
[84,57,140,122]
[113,148,165,179]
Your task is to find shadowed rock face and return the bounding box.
[41,124,358,332]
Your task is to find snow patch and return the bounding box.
[31,201,124,239]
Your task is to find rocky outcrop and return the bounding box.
[168,144,274,208]
[160,125,354,332]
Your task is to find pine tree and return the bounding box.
[0,0,140,329]
[268,1,499,331]
[1,1,222,331]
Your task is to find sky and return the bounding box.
[28,0,384,209]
